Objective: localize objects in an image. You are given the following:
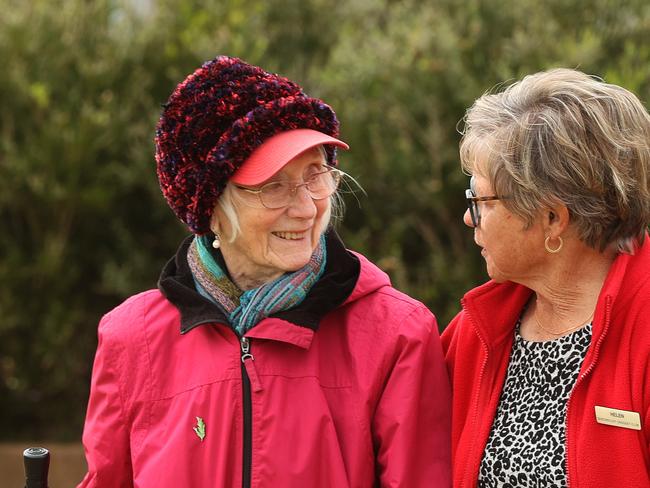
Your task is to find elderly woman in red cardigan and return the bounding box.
[443,68,650,487]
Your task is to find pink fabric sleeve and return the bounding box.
[77,313,134,488]
[372,305,452,487]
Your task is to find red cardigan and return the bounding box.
[442,238,650,488]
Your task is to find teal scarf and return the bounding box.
[187,234,327,336]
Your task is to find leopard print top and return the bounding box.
[477,322,592,488]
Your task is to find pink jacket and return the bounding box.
[442,238,650,488]
[78,235,451,487]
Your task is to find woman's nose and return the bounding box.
[287,185,317,218]
[463,208,475,228]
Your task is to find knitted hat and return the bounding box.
[155,55,347,234]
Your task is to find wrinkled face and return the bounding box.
[213,147,331,286]
[463,160,546,284]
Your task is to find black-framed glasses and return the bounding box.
[235,167,342,209]
[465,188,502,227]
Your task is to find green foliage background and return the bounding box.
[1,0,649,439]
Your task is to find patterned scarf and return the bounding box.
[187,234,327,336]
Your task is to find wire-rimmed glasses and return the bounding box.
[235,166,342,209]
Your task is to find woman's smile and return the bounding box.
[212,147,331,289]
[272,230,310,240]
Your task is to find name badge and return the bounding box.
[594,406,641,430]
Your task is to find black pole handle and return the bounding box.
[23,447,50,488]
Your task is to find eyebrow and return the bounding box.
[261,163,326,185]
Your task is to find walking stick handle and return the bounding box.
[23,447,50,488]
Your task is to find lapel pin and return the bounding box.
[193,416,206,441]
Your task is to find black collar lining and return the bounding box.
[157,230,360,335]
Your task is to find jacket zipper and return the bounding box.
[240,337,263,488]
[564,298,611,488]
[241,337,253,488]
[463,299,490,488]
[468,348,489,488]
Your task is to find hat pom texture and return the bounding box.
[155,56,341,234]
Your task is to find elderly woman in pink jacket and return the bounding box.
[77,56,451,487]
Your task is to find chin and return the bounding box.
[485,265,503,283]
[490,276,508,284]
[283,256,312,272]
[270,251,312,273]
[486,265,510,283]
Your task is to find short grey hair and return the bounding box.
[459,68,650,253]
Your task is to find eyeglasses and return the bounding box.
[235,167,342,209]
[465,188,502,227]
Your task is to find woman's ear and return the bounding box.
[209,212,221,235]
[544,203,570,234]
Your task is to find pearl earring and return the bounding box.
[212,233,221,249]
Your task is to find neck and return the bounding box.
[520,241,616,341]
[220,256,284,290]
[229,270,284,291]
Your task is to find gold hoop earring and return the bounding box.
[544,235,563,253]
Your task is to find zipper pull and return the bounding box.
[240,337,263,392]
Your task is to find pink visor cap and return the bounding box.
[230,129,349,186]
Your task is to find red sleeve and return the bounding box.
[441,314,461,379]
[372,305,452,487]
[77,313,133,487]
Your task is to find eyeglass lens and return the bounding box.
[465,189,480,227]
[468,176,481,226]
[260,169,339,209]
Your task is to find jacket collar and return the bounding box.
[461,280,532,350]
[344,250,392,304]
[158,230,360,339]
